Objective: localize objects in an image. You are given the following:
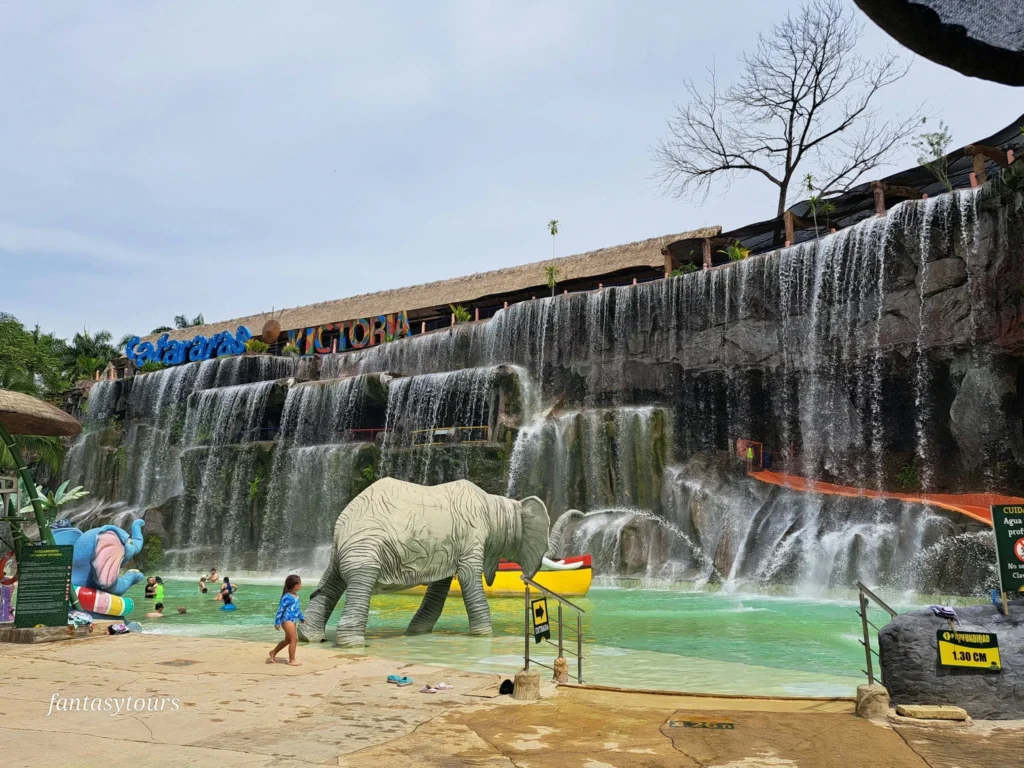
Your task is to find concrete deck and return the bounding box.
[1,633,1021,767]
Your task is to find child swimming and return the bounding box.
[198,576,208,594]
[269,575,304,666]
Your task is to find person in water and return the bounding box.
[208,568,219,583]
[269,575,304,666]
[217,577,235,602]
[220,592,236,611]
[146,603,164,619]
[154,577,165,602]
[144,576,157,599]
[198,576,208,594]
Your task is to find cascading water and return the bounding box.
[60,179,1013,593]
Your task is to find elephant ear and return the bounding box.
[517,497,550,580]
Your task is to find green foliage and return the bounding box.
[63,329,118,382]
[547,219,559,237]
[895,462,918,491]
[0,313,68,397]
[1,435,66,475]
[913,119,954,192]
[450,304,472,323]
[174,313,204,329]
[281,342,301,355]
[360,465,377,482]
[670,263,699,277]
[244,338,269,354]
[139,534,163,571]
[18,479,89,523]
[544,265,560,296]
[247,465,265,502]
[139,360,167,373]
[718,240,751,261]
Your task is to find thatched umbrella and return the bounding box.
[855,1,1024,86]
[0,389,82,546]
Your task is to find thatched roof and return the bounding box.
[142,228,721,342]
[0,389,82,437]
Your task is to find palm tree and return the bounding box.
[547,219,559,259]
[0,435,65,476]
[174,313,204,329]
[63,329,118,380]
[544,265,560,297]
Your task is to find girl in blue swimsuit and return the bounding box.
[269,575,304,666]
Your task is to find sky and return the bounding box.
[1,1,1020,341]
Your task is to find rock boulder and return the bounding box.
[879,604,1024,720]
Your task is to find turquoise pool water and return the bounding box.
[130,579,940,696]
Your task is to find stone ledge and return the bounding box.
[895,704,969,721]
[0,624,92,644]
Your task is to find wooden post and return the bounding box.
[970,172,979,188]
[1009,149,1016,164]
[332,338,337,353]
[663,247,673,278]
[784,210,796,245]
[701,238,712,270]
[972,150,988,185]
[451,313,455,327]
[1002,590,1009,617]
[474,307,479,321]
[420,321,426,334]
[871,181,886,216]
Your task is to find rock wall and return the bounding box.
[880,603,1024,719]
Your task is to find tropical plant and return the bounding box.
[174,313,205,329]
[670,263,700,277]
[0,314,67,397]
[281,342,301,355]
[360,465,377,483]
[17,479,89,523]
[913,118,954,192]
[895,462,918,491]
[244,338,269,354]
[139,360,166,373]
[0,435,66,476]
[139,534,163,570]
[653,0,922,220]
[718,240,751,261]
[450,304,472,323]
[247,465,265,502]
[150,325,173,334]
[62,329,118,382]
[547,219,559,259]
[544,265,560,297]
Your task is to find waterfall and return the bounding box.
[378,366,507,485]
[59,183,1006,592]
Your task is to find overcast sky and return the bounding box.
[1,1,1020,341]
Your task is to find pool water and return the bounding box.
[132,580,928,697]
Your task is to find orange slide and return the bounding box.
[748,470,1024,527]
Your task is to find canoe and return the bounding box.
[401,555,592,598]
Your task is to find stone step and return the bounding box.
[895,704,969,721]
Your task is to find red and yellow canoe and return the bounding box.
[402,555,592,598]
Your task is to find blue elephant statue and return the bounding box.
[52,519,146,617]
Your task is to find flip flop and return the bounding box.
[396,676,414,686]
[434,682,454,690]
[419,686,437,694]
[386,674,401,684]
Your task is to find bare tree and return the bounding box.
[653,0,924,219]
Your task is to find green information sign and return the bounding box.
[991,504,1024,598]
[13,544,73,628]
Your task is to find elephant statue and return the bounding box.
[51,519,146,617]
[300,478,549,647]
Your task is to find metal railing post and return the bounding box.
[557,603,563,659]
[577,613,583,684]
[859,591,874,685]
[524,584,530,671]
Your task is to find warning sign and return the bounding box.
[936,630,1001,670]
[991,505,1024,596]
[531,597,550,644]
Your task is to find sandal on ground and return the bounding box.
[395,676,414,686]
[386,674,401,684]
[419,686,437,693]
[434,682,454,690]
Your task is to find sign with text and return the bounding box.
[991,504,1024,596]
[668,720,735,730]
[936,630,1001,670]
[13,544,73,628]
[531,597,550,644]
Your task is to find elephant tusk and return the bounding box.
[540,556,583,571]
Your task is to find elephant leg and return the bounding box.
[407,576,452,635]
[334,567,378,647]
[299,557,346,643]
[458,565,492,636]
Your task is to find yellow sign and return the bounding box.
[669,719,735,730]
[531,598,550,644]
[936,630,1001,670]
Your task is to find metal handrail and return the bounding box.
[856,581,899,686]
[521,575,585,684]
